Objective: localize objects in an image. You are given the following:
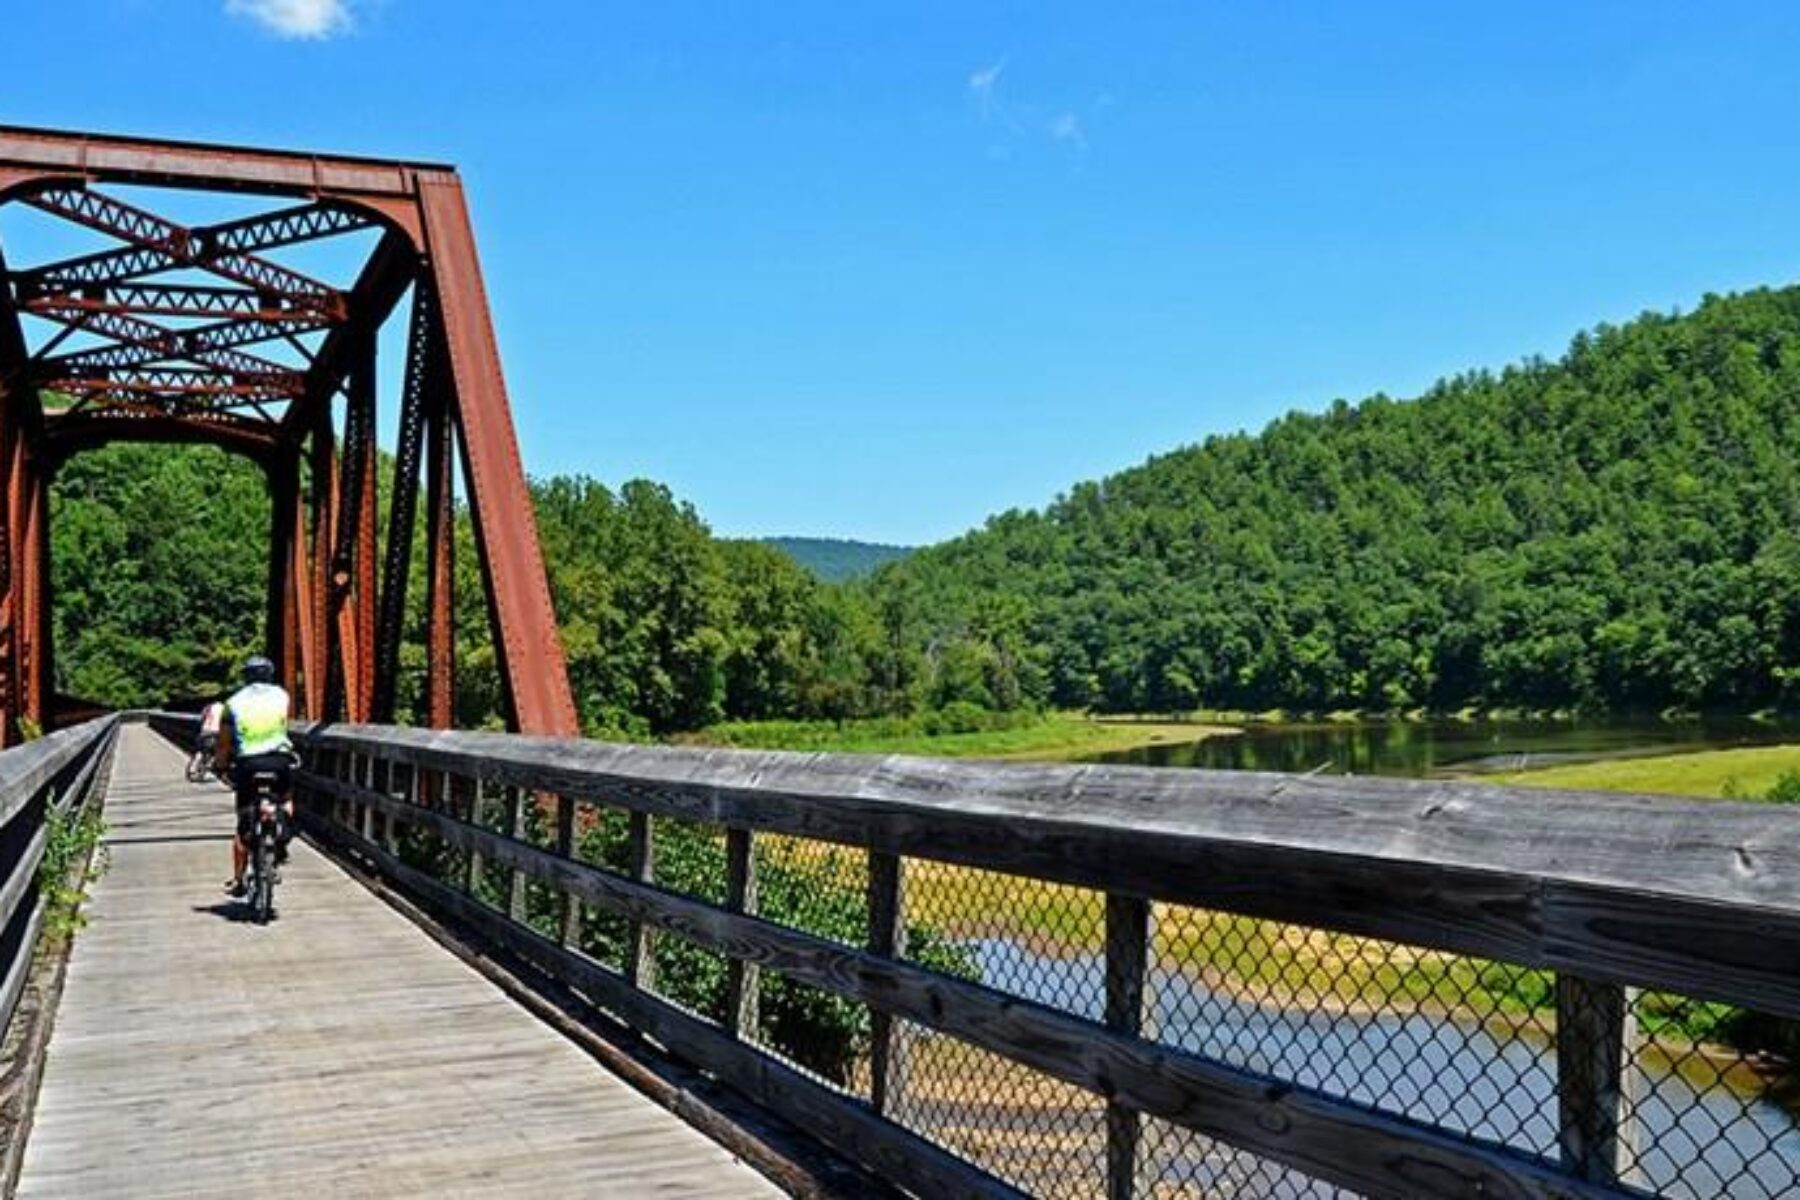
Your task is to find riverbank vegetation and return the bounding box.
[690,710,1229,759]
[1498,743,1800,798]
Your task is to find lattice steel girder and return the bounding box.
[43,376,299,409]
[42,407,280,463]
[19,187,339,302]
[0,124,578,737]
[33,307,307,378]
[20,282,339,322]
[279,229,413,446]
[371,280,437,724]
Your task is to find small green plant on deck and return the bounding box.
[39,800,107,944]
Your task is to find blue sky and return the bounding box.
[8,2,1800,544]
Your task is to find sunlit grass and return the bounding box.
[1494,742,1800,799]
[692,711,1231,761]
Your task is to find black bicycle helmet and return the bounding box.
[243,655,276,685]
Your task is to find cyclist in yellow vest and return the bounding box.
[213,655,295,897]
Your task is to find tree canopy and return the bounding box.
[48,286,1800,726]
[866,288,1800,714]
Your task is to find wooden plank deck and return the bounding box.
[16,726,783,1199]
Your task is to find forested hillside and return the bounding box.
[760,537,911,582]
[51,457,910,734]
[865,288,1800,714]
[49,287,1800,727]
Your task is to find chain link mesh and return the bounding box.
[887,1020,1107,1199]
[1616,993,1800,1197]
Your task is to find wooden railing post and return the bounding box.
[464,778,484,898]
[1556,973,1641,1185]
[724,827,759,1038]
[555,794,578,947]
[868,851,907,1115]
[627,811,656,991]
[387,761,411,856]
[1105,893,1150,1200]
[504,785,527,922]
[358,754,375,844]
[378,758,399,854]
[334,749,347,823]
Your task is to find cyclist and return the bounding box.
[213,655,295,898]
[185,700,225,782]
[198,700,223,755]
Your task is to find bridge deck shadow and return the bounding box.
[16,727,780,1199]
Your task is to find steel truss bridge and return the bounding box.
[0,130,1791,1200]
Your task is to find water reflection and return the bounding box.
[1092,716,1800,777]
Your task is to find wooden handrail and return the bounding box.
[0,715,119,1041]
[292,721,1800,1021]
[270,722,1799,1199]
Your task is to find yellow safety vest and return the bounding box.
[225,683,291,758]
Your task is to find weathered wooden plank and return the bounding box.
[0,901,43,1038]
[293,722,1800,916]
[19,728,783,1200]
[306,772,1632,1200]
[293,722,1800,1022]
[1104,894,1148,1200]
[464,775,485,896]
[0,718,115,831]
[725,826,759,1038]
[505,785,528,922]
[0,825,48,948]
[867,851,905,1116]
[554,793,578,947]
[308,807,1020,1200]
[1555,975,1639,1184]
[627,810,655,991]
[1540,881,1800,1017]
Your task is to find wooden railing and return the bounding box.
[0,717,118,1043]
[284,722,1800,1200]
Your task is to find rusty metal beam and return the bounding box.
[425,390,455,730]
[347,350,378,723]
[42,408,279,462]
[20,282,335,323]
[371,281,436,724]
[33,306,311,378]
[265,455,301,697]
[18,187,341,302]
[419,174,577,736]
[291,474,317,713]
[0,126,576,738]
[305,407,336,719]
[0,123,447,200]
[278,229,414,448]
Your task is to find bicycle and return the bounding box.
[185,747,216,784]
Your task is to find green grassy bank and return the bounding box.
[689,710,1231,761]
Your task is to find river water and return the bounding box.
[945,717,1800,1195]
[1090,714,1800,777]
[961,938,1799,1197]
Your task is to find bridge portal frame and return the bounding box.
[0,126,578,742]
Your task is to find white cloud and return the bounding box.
[968,59,1007,121]
[226,0,353,39]
[1048,112,1087,152]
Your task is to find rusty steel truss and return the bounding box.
[0,125,578,743]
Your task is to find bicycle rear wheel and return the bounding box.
[252,844,273,923]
